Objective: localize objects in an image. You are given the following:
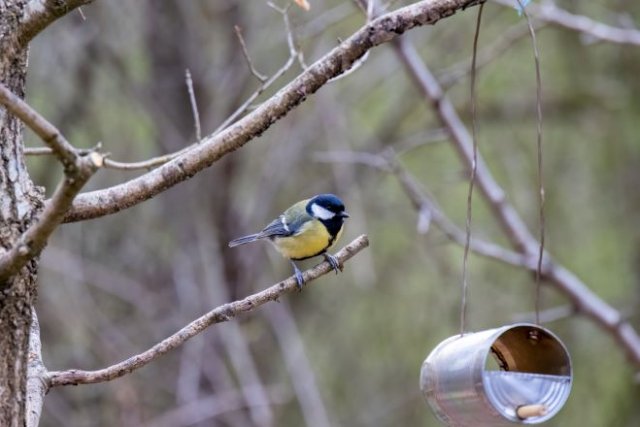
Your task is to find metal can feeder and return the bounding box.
[420,323,572,426]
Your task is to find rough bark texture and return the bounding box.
[0,1,43,425]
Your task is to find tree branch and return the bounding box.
[387,156,533,268]
[62,0,483,223]
[26,310,46,427]
[315,149,530,267]
[234,25,268,82]
[0,83,78,166]
[493,0,640,46]
[19,0,94,47]
[0,83,103,286]
[395,37,538,253]
[392,36,640,365]
[47,235,369,387]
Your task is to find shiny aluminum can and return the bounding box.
[420,323,572,426]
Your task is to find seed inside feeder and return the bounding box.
[421,323,572,426]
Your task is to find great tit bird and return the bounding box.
[229,194,349,288]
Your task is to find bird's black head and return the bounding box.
[306,194,349,236]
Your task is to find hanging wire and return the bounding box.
[460,3,485,336]
[514,0,545,325]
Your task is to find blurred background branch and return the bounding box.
[47,235,369,388]
[493,0,640,46]
[0,83,103,284]
[59,0,482,224]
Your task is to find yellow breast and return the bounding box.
[273,221,343,260]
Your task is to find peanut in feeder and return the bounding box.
[420,323,572,426]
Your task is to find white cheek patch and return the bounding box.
[311,203,335,220]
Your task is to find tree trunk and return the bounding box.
[0,1,43,425]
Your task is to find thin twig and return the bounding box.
[211,3,300,135]
[185,69,202,141]
[24,147,59,156]
[17,0,93,48]
[493,0,640,46]
[234,26,268,82]
[265,302,333,427]
[47,235,369,387]
[316,150,531,267]
[271,2,307,69]
[149,385,291,427]
[58,0,482,224]
[193,217,274,426]
[512,304,575,324]
[388,157,531,267]
[102,150,187,171]
[0,83,78,166]
[328,0,376,83]
[0,83,103,286]
[25,146,191,172]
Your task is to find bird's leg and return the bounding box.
[290,261,304,289]
[323,253,342,274]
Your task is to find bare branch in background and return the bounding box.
[24,146,197,172]
[185,69,202,141]
[493,0,640,46]
[193,218,274,427]
[212,2,303,136]
[391,36,640,364]
[23,147,59,156]
[268,2,308,69]
[62,0,484,223]
[266,302,333,427]
[149,386,291,427]
[512,304,576,324]
[47,235,369,387]
[315,150,530,268]
[0,83,103,286]
[234,25,268,82]
[24,2,306,175]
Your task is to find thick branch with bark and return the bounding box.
[63,0,483,223]
[47,235,369,387]
[19,0,93,47]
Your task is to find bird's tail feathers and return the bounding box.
[228,233,262,247]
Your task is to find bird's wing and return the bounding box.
[282,199,312,236]
[257,215,294,238]
[258,199,311,238]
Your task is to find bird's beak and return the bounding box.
[341,211,350,218]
